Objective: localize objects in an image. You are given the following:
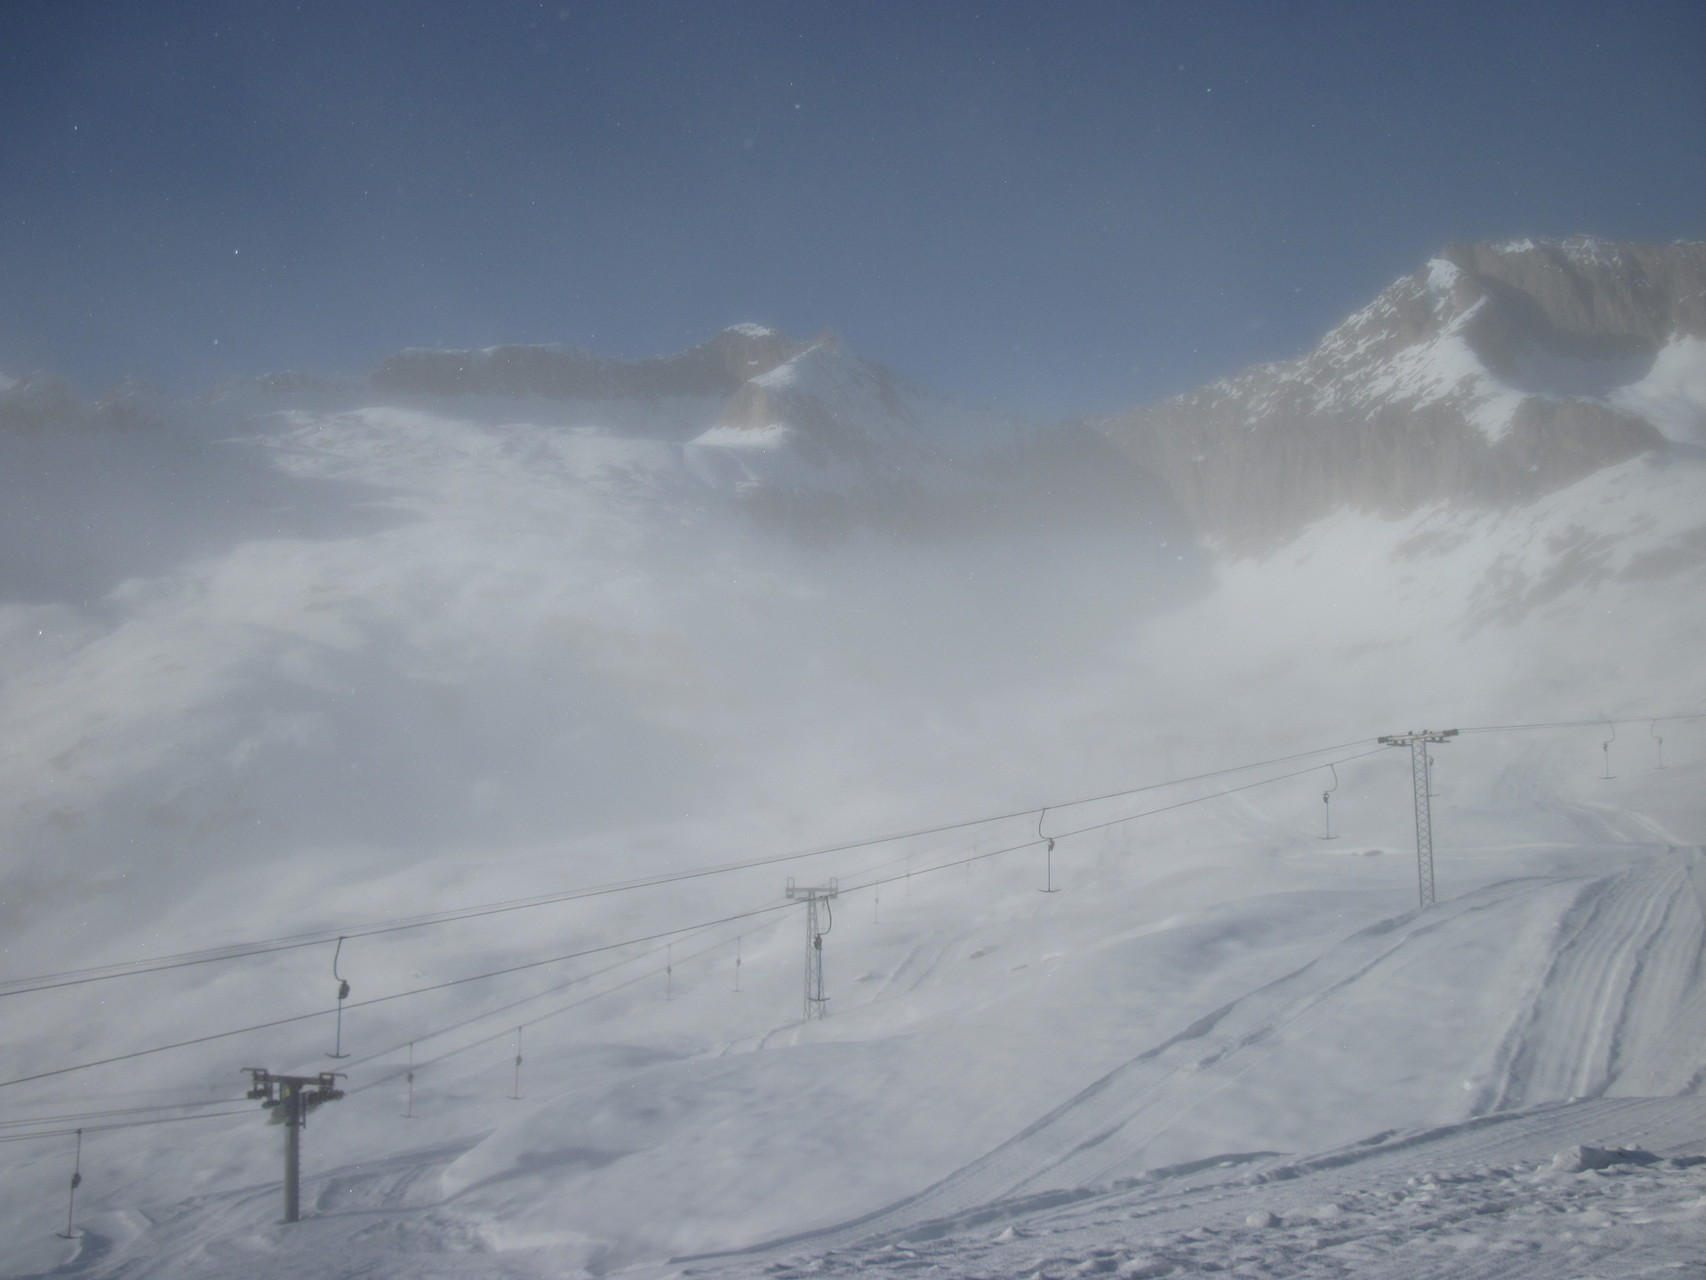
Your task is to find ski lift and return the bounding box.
[327,937,351,1059]
[1320,764,1339,840]
[1038,808,1060,892]
[1601,720,1617,779]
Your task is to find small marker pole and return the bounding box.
[328,936,351,1059]
[404,1042,416,1119]
[510,1027,523,1100]
[1320,763,1340,840]
[57,1128,82,1239]
[666,944,673,1001]
[1038,809,1060,893]
[733,936,742,993]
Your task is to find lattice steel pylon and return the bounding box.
[785,877,838,1020]
[1377,729,1458,908]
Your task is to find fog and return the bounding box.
[2,5,1704,1276]
[2,286,1705,1279]
[0,379,1193,931]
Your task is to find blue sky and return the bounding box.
[2,0,1702,416]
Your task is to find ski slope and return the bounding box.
[7,774,1705,1278]
[1,392,1704,1278]
[681,1096,1706,1280]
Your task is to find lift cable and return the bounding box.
[6,713,1701,1003]
[0,737,1383,999]
[1453,713,1701,736]
[838,747,1393,898]
[349,923,769,1094]
[0,902,809,1090]
[0,1107,255,1146]
[1,744,1387,1092]
[341,915,778,1076]
[342,742,1387,1096]
[0,1097,250,1130]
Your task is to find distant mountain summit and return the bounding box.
[1100,236,1706,547]
[369,324,804,399]
[364,326,1173,543]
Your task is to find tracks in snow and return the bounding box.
[813,885,1533,1246]
[702,1097,1706,1280]
[1471,845,1706,1110]
[695,845,1706,1262]
[62,1139,483,1280]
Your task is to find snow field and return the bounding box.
[0,398,1703,1276]
[698,1100,1706,1280]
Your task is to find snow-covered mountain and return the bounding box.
[0,324,1185,904]
[0,241,1703,1279]
[686,333,1171,541]
[1101,236,1706,548]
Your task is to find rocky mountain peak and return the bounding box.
[1439,236,1706,358]
[368,324,804,400]
[1100,237,1705,550]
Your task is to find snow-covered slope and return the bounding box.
[1,247,1704,1279]
[1101,237,1706,548]
[686,336,1167,540]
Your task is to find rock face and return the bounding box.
[1100,237,1706,549]
[369,323,804,399]
[686,334,1177,543]
[0,372,95,431]
[1442,239,1706,358]
[361,325,1179,546]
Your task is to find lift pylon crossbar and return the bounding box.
[1377,729,1457,908]
[244,1068,345,1223]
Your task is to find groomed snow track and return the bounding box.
[678,844,1706,1267]
[684,1097,1706,1280]
[29,841,1706,1280]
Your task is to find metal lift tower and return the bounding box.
[1377,729,1458,908]
[244,1068,345,1223]
[785,877,838,1020]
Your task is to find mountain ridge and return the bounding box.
[1096,236,1706,550]
[0,238,1702,1277]
[368,324,806,400]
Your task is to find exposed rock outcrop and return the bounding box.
[1441,238,1706,360]
[1100,237,1705,549]
[687,337,1180,544]
[369,324,803,399]
[0,372,90,431]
